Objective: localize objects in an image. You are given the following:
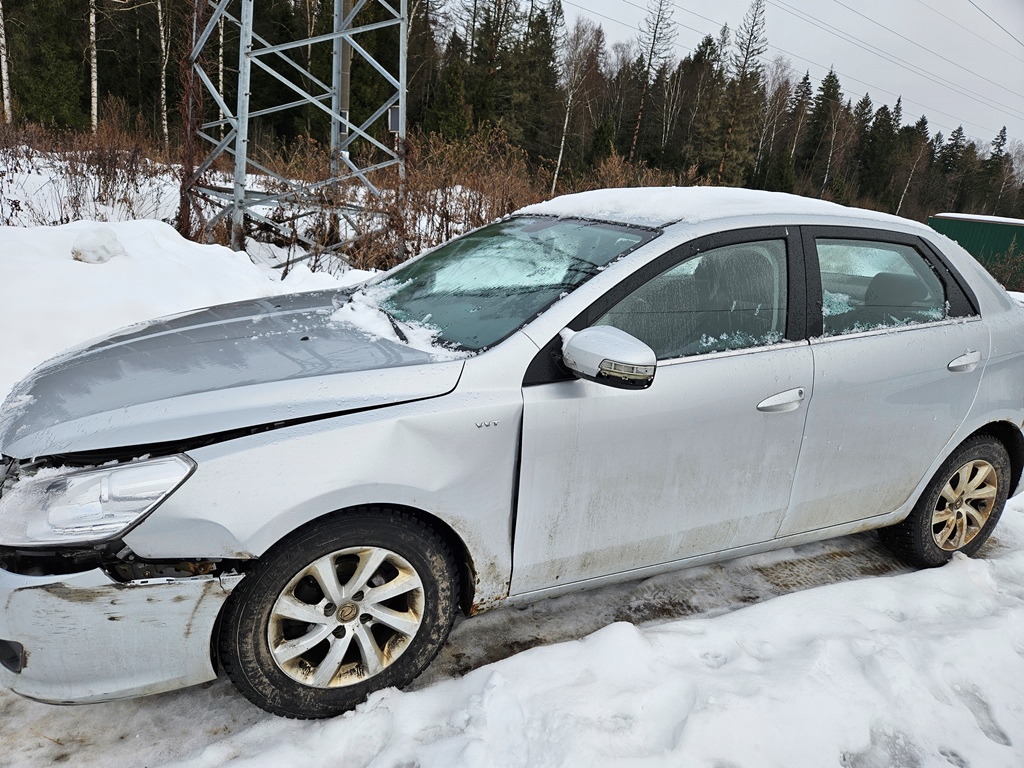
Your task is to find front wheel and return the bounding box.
[880,435,1011,568]
[219,508,459,718]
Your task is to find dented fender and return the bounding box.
[122,337,539,613]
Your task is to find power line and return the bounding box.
[967,0,1024,49]
[768,0,1024,124]
[831,0,1024,101]
[760,43,996,143]
[616,0,709,43]
[660,0,1014,141]
[913,0,1024,62]
[563,0,1011,143]
[561,0,645,39]
[668,0,1010,142]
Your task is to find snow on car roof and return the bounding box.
[518,186,910,229]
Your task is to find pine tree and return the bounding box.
[797,68,841,176]
[859,103,898,203]
[983,127,1014,215]
[628,0,675,162]
[8,0,88,127]
[938,126,967,174]
[893,115,930,215]
[786,71,812,160]
[852,94,873,132]
[511,4,561,159]
[465,0,520,128]
[407,0,442,128]
[678,33,726,176]
[425,33,470,138]
[716,0,766,185]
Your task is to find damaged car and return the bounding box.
[2,187,1023,718]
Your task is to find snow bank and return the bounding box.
[152,504,1024,768]
[1,215,1023,767]
[0,219,361,402]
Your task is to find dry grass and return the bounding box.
[0,99,169,225]
[982,239,1023,293]
[0,116,713,270]
[343,127,546,270]
[340,132,712,270]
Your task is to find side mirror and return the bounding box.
[560,326,657,389]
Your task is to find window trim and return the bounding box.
[799,226,979,339]
[523,226,806,385]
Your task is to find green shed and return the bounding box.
[927,213,1024,266]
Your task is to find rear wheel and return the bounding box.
[880,436,1010,568]
[219,508,459,718]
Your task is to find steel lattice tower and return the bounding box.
[183,0,407,260]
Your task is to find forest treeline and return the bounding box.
[0,0,1021,226]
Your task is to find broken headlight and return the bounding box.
[0,455,194,546]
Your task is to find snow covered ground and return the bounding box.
[0,220,359,402]
[1,220,1023,767]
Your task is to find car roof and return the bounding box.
[518,186,916,231]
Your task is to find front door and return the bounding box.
[511,234,813,595]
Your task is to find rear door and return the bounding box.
[778,227,988,536]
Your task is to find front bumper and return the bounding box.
[0,566,240,704]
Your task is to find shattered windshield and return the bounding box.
[369,217,657,351]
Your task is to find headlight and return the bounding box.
[0,455,194,546]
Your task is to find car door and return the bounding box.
[777,227,989,536]
[510,228,814,595]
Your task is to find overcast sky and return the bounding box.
[562,0,1024,150]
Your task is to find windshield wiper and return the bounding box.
[381,305,409,343]
[333,291,408,343]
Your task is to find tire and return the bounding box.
[219,507,459,718]
[880,435,1011,568]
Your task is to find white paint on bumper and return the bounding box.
[0,567,240,704]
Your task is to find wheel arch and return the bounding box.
[970,421,1024,495]
[361,503,479,617]
[209,502,479,684]
[225,503,479,616]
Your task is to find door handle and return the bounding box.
[757,387,806,413]
[947,350,981,373]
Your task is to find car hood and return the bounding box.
[0,290,465,459]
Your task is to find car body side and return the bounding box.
[2,208,1023,704]
[124,211,1024,607]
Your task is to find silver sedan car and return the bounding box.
[1,188,1022,718]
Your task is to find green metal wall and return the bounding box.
[927,215,1024,266]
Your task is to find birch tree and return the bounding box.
[110,0,172,147]
[659,61,685,152]
[90,0,98,130]
[552,16,600,193]
[0,0,11,123]
[156,0,170,149]
[752,56,791,186]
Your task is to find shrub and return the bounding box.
[983,238,1023,293]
